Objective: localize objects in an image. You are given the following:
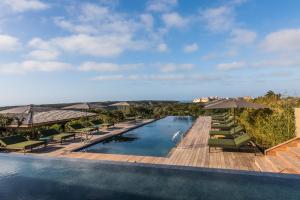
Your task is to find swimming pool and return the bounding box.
[0,154,299,200]
[79,116,194,157]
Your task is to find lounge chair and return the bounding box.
[208,133,251,152]
[211,113,229,120]
[210,126,244,137]
[39,129,75,144]
[212,116,234,124]
[101,123,114,129]
[212,116,228,121]
[212,113,228,118]
[211,121,235,129]
[125,117,136,121]
[69,123,97,133]
[0,135,46,153]
[89,119,102,129]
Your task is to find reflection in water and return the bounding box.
[173,116,194,123]
[102,134,138,144]
[81,116,194,157]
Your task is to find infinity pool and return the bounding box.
[79,116,194,157]
[0,155,299,200]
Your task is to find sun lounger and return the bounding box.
[125,117,136,121]
[39,129,75,144]
[89,119,102,129]
[211,113,229,120]
[212,113,228,118]
[212,116,234,124]
[211,121,235,129]
[210,126,244,137]
[0,135,46,153]
[101,123,114,129]
[208,133,251,152]
[69,123,97,133]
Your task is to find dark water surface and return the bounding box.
[80,116,194,157]
[0,155,299,200]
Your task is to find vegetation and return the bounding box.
[127,102,206,118]
[1,93,299,150]
[238,91,300,149]
[0,114,13,136]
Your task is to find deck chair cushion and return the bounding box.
[0,135,27,146]
[234,133,251,148]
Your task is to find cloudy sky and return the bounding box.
[0,0,300,106]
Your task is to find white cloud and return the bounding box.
[28,37,52,49]
[49,3,150,57]
[147,0,177,12]
[201,6,234,32]
[93,75,125,81]
[27,49,59,60]
[157,63,194,72]
[1,0,48,12]
[230,28,257,45]
[162,12,188,28]
[79,62,119,72]
[183,43,199,53]
[54,34,134,57]
[94,74,186,81]
[54,18,98,35]
[55,4,138,36]
[160,65,176,73]
[0,60,71,74]
[217,61,246,70]
[28,34,142,58]
[216,57,300,71]
[180,63,195,70]
[261,29,300,52]
[79,62,144,72]
[0,34,20,51]
[21,60,71,72]
[27,38,60,60]
[251,58,300,68]
[157,43,169,52]
[79,3,110,22]
[93,74,217,82]
[140,14,154,31]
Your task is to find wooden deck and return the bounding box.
[53,117,261,172]
[255,137,300,174]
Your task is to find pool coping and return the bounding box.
[1,153,300,180]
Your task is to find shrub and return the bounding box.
[50,124,63,132]
[238,91,298,149]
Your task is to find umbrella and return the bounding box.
[108,102,130,107]
[0,104,97,145]
[204,99,267,109]
[204,99,268,132]
[0,104,55,134]
[62,103,106,110]
[62,103,105,125]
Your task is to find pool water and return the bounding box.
[79,116,194,157]
[0,155,299,200]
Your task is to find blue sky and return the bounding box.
[0,0,300,106]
